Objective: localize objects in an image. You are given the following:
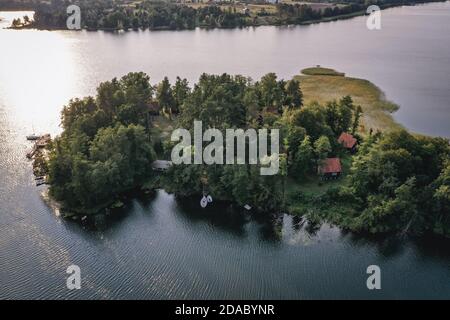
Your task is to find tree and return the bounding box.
[173,76,190,114]
[352,105,363,134]
[47,73,159,211]
[340,95,354,109]
[336,96,354,134]
[291,103,329,141]
[353,177,419,233]
[285,79,303,109]
[96,78,123,118]
[314,135,331,161]
[324,97,355,135]
[292,136,314,179]
[286,125,306,160]
[156,77,175,116]
[179,73,247,129]
[324,101,340,134]
[345,130,450,235]
[119,72,153,111]
[12,18,22,27]
[258,73,286,114]
[432,161,450,236]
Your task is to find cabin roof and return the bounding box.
[318,158,342,174]
[338,132,357,149]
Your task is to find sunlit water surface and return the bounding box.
[0,5,449,299]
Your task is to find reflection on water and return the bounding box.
[1,5,450,299]
[2,4,450,137]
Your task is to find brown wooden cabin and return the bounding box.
[338,132,358,153]
[318,158,342,180]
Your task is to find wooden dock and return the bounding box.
[26,134,51,159]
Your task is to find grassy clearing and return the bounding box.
[301,67,345,77]
[295,67,402,133]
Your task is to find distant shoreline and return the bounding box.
[4,1,445,32]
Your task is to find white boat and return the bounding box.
[27,125,39,140]
[26,134,40,141]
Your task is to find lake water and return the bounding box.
[0,3,449,299]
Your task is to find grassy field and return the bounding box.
[295,67,402,133]
[284,67,403,207]
[301,67,345,76]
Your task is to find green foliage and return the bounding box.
[314,135,332,160]
[46,69,450,236]
[344,130,450,235]
[257,73,286,114]
[180,73,250,129]
[292,136,314,179]
[324,96,354,135]
[164,164,283,213]
[173,77,190,114]
[352,105,363,134]
[48,73,156,212]
[22,0,378,31]
[156,77,175,115]
[285,79,303,110]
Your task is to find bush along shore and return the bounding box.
[35,68,450,237]
[4,0,446,31]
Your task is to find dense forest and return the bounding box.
[42,71,450,237]
[3,0,444,30]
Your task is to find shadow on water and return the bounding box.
[169,194,286,242]
[340,229,450,262]
[340,230,407,259]
[62,190,159,233]
[173,196,250,238]
[57,189,450,265]
[410,233,450,260]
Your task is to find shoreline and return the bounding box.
[42,68,404,218]
[297,68,402,134]
[37,66,450,237]
[5,1,445,32]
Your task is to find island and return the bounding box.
[30,67,450,238]
[2,0,445,31]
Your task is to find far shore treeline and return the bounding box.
[3,0,446,31]
[39,70,450,237]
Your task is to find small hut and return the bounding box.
[338,132,358,153]
[151,160,173,172]
[318,158,342,180]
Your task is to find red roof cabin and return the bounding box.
[338,132,358,152]
[318,158,342,180]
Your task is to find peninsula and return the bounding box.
[33,67,450,238]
